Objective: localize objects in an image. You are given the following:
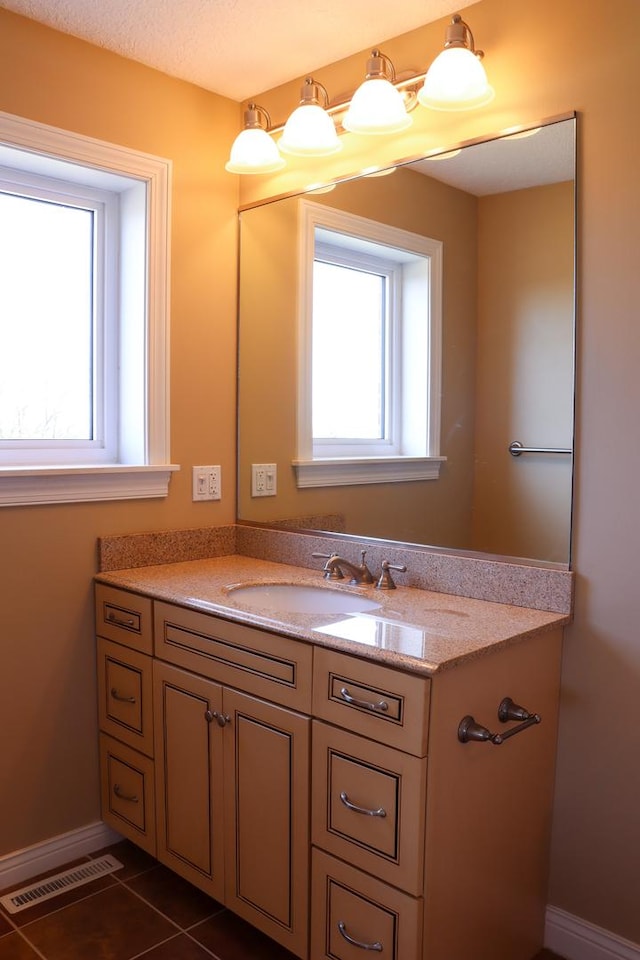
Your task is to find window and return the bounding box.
[0,111,175,505]
[294,200,445,487]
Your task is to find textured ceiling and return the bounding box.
[0,0,476,101]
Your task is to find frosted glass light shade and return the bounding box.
[343,78,412,135]
[418,47,494,111]
[279,104,342,157]
[225,127,285,174]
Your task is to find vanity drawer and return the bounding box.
[99,734,156,856]
[312,721,426,895]
[154,601,313,712]
[97,638,154,757]
[311,849,422,960]
[95,584,153,655]
[312,648,430,756]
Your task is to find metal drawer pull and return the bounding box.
[340,791,386,818]
[110,687,136,704]
[337,921,383,952]
[107,611,136,628]
[340,686,389,713]
[205,709,231,727]
[113,784,139,803]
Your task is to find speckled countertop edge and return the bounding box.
[95,554,569,676]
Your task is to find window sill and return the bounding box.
[0,464,180,506]
[292,456,445,488]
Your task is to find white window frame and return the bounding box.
[294,199,445,488]
[0,110,177,505]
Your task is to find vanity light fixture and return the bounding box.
[342,50,412,135]
[225,14,494,173]
[279,78,342,156]
[224,103,285,174]
[418,14,494,111]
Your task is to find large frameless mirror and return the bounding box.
[237,114,576,567]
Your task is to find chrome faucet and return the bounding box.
[313,550,375,585]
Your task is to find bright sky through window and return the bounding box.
[312,260,386,441]
[0,192,94,441]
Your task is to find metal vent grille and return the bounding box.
[0,854,123,914]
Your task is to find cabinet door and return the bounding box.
[99,734,156,857]
[223,687,310,959]
[311,849,422,960]
[312,721,426,895]
[153,660,225,903]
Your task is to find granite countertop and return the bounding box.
[96,554,569,676]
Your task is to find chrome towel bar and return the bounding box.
[509,440,572,457]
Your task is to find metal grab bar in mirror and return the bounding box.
[509,440,572,457]
[458,697,541,745]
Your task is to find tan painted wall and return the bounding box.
[238,167,479,547]
[2,0,640,948]
[0,8,240,854]
[245,0,640,943]
[472,182,574,561]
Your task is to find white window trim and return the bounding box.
[294,199,445,488]
[0,110,177,505]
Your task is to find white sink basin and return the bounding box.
[227,582,382,615]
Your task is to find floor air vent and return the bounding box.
[1,854,123,914]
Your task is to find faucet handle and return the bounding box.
[312,552,344,580]
[376,560,407,590]
[357,550,375,585]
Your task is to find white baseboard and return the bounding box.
[0,822,123,889]
[546,906,640,960]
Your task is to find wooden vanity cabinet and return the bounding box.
[96,580,563,960]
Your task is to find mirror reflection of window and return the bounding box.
[312,250,388,444]
[296,201,444,485]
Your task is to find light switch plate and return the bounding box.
[252,463,277,497]
[192,465,221,501]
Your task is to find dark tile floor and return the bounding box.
[0,840,566,960]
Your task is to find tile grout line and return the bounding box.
[6,925,50,960]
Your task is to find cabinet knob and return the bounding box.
[204,709,230,727]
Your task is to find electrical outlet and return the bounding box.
[192,465,221,501]
[252,463,277,497]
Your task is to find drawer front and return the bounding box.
[97,637,154,756]
[312,722,426,895]
[154,601,312,712]
[312,648,430,756]
[99,734,155,856]
[95,584,153,654]
[311,849,422,960]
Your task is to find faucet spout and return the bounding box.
[313,549,375,585]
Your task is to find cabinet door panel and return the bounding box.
[99,734,156,856]
[95,583,152,654]
[98,637,154,756]
[224,688,310,959]
[312,722,426,895]
[311,849,422,960]
[153,661,224,902]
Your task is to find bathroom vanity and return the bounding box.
[95,552,567,960]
